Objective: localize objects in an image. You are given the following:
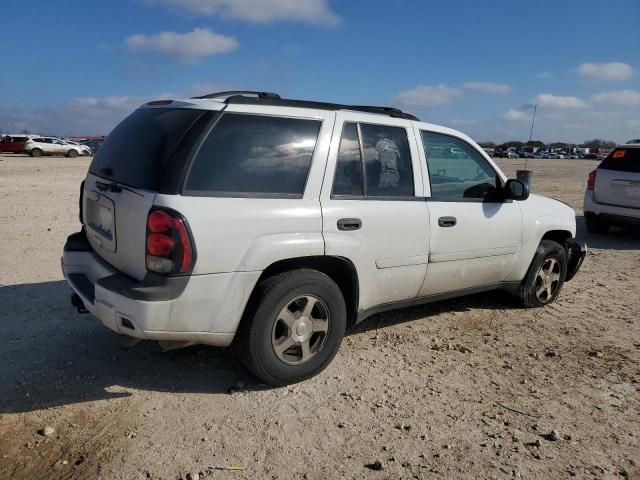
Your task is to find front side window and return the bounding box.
[185,113,321,197]
[331,122,415,198]
[422,131,499,200]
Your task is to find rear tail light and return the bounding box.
[587,170,597,191]
[145,208,195,275]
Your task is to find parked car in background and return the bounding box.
[0,135,29,153]
[24,137,88,157]
[62,90,585,385]
[505,151,520,159]
[584,143,640,233]
[64,140,93,156]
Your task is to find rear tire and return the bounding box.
[234,269,346,386]
[67,149,78,158]
[30,148,43,157]
[519,240,567,308]
[585,213,610,234]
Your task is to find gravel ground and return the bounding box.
[0,154,638,479]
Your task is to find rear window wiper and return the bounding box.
[96,180,122,193]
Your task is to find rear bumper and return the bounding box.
[584,189,640,224]
[565,239,586,282]
[62,231,260,346]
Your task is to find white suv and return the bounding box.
[583,143,640,233]
[62,91,586,385]
[25,137,90,157]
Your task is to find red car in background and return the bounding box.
[0,135,29,153]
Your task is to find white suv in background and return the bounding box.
[62,91,586,385]
[583,143,640,233]
[25,136,90,157]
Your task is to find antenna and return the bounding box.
[525,104,537,170]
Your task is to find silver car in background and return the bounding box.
[584,143,640,233]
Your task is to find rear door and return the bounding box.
[36,138,53,153]
[83,106,211,280]
[320,112,429,311]
[594,147,640,209]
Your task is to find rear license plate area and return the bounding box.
[86,192,116,251]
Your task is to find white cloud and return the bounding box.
[503,109,528,121]
[463,81,511,94]
[536,72,554,79]
[591,89,640,106]
[578,62,634,81]
[151,0,340,25]
[535,93,588,109]
[126,28,238,63]
[392,84,463,108]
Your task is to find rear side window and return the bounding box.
[184,113,321,197]
[599,148,640,173]
[331,122,415,198]
[89,108,204,190]
[361,123,414,197]
[332,123,363,196]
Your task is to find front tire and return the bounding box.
[235,269,346,386]
[67,149,78,158]
[519,240,567,308]
[30,148,43,157]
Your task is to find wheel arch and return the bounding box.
[251,255,359,327]
[540,229,572,245]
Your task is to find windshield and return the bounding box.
[88,107,205,190]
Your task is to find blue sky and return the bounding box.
[1,0,639,143]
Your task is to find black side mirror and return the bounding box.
[504,179,529,201]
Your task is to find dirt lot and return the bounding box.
[0,154,638,480]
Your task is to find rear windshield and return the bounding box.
[599,148,640,173]
[89,108,204,190]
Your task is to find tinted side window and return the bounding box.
[422,131,498,200]
[185,114,321,197]
[332,122,363,197]
[360,124,414,197]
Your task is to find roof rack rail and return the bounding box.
[191,90,281,100]
[189,90,419,120]
[223,95,419,121]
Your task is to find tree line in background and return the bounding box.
[478,139,618,150]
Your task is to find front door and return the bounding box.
[417,130,523,296]
[321,113,430,312]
